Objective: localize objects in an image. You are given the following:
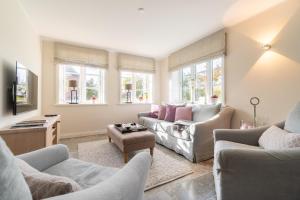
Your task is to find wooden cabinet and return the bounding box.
[0,115,61,155]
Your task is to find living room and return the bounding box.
[1,0,300,200]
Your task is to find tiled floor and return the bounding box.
[61,135,216,200]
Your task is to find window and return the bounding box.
[58,63,105,104]
[170,56,224,104]
[120,71,153,103]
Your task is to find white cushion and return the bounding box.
[259,126,300,149]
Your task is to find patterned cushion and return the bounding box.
[17,158,81,200]
[0,138,32,200]
[259,126,300,149]
[284,102,300,133]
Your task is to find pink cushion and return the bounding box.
[148,104,159,118]
[158,105,166,120]
[164,105,178,122]
[175,106,192,121]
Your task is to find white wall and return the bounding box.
[42,40,160,137]
[160,0,300,128]
[0,0,41,128]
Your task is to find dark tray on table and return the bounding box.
[114,123,147,134]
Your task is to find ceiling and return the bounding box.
[19,0,285,58]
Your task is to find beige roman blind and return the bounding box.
[168,29,226,71]
[54,42,109,68]
[117,53,155,73]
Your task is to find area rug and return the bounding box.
[78,140,193,190]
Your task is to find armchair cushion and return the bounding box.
[215,140,262,157]
[17,159,81,200]
[285,102,300,133]
[259,126,300,149]
[44,158,118,189]
[0,138,32,200]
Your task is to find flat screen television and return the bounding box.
[13,61,38,115]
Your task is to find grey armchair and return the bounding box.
[17,144,151,200]
[213,121,300,200]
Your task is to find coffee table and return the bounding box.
[107,124,155,163]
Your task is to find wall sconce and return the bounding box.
[262,44,272,51]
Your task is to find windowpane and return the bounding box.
[58,64,105,104]
[182,67,192,102]
[63,65,80,103]
[212,57,223,103]
[170,55,224,104]
[195,62,208,104]
[120,71,152,103]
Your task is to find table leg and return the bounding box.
[124,152,128,163]
[150,147,154,156]
[108,136,111,143]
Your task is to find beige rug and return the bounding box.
[78,140,193,190]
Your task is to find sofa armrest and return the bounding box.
[45,152,152,200]
[214,121,286,146]
[215,148,300,199]
[17,144,69,171]
[189,106,234,161]
[138,112,151,118]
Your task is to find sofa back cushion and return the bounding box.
[164,104,177,122]
[259,126,300,149]
[17,158,81,200]
[0,137,32,200]
[175,106,192,121]
[192,103,221,122]
[284,102,300,133]
[158,105,167,120]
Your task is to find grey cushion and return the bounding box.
[0,137,32,200]
[44,158,119,189]
[215,140,262,157]
[285,102,300,133]
[192,103,221,122]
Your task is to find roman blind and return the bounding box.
[168,29,226,71]
[54,42,109,68]
[117,53,155,73]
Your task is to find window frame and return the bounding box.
[119,70,153,104]
[56,63,106,105]
[171,55,225,104]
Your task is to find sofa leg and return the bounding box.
[124,152,128,163]
[150,147,154,156]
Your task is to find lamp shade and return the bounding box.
[69,80,77,88]
[125,83,132,90]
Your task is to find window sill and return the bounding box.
[118,103,152,105]
[54,103,108,107]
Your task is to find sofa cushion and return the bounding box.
[215,140,262,157]
[44,158,118,189]
[158,105,167,120]
[284,102,300,133]
[156,120,174,133]
[192,103,221,122]
[175,106,192,121]
[139,117,160,131]
[0,138,32,200]
[164,104,177,122]
[259,126,300,150]
[17,158,81,200]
